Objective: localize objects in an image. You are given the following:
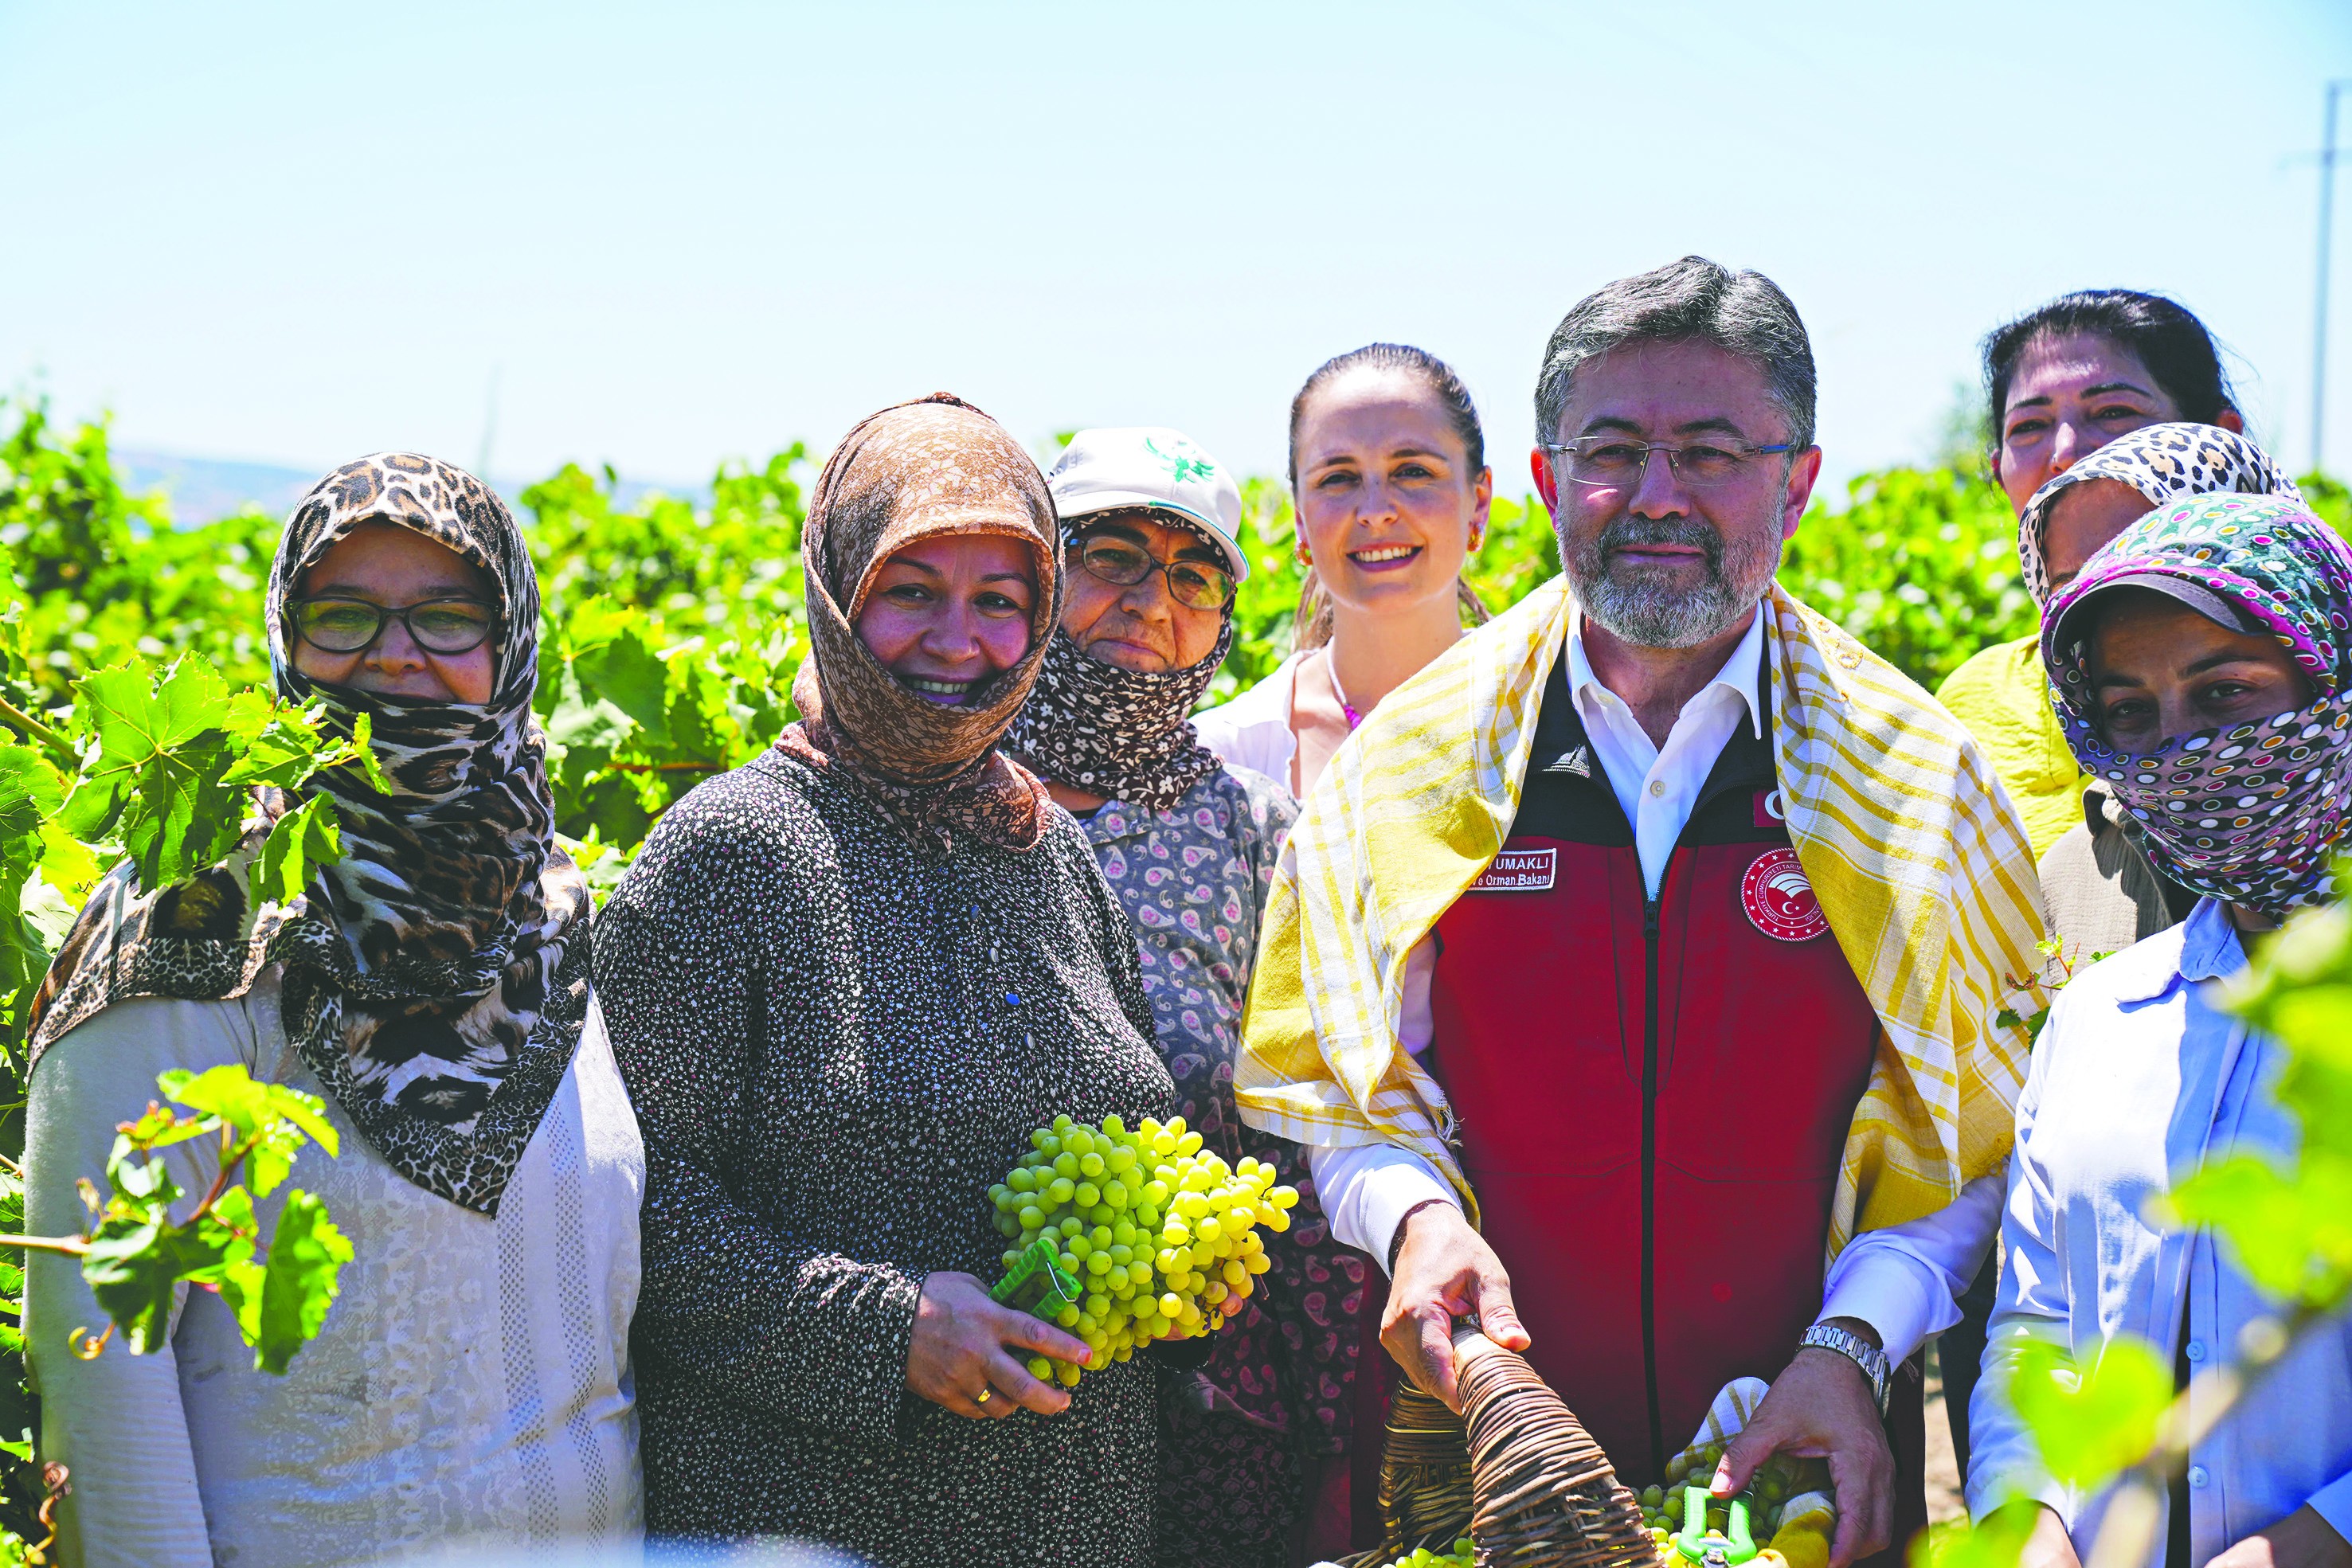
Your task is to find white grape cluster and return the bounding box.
[989,1112,1299,1386]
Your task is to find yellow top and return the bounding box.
[1934,632,2086,858]
[1233,577,2047,1258]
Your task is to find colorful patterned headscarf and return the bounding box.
[780,393,1063,854]
[30,453,590,1214]
[2041,493,2352,917]
[2017,423,2302,603]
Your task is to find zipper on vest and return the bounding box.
[1639,891,1665,1479]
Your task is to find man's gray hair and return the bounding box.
[1533,256,1817,450]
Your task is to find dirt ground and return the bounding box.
[1922,1340,1966,1523]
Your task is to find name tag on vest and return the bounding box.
[1470,847,1556,892]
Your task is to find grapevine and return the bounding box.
[985,1112,1297,1386]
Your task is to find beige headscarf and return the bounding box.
[781,393,1062,852]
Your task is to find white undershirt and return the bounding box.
[1310,606,2001,1364]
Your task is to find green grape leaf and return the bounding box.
[38,818,104,904]
[546,686,636,780]
[72,658,249,888]
[245,1189,351,1374]
[160,1064,339,1160]
[102,1136,184,1209]
[213,1252,268,1348]
[54,772,125,843]
[220,710,331,788]
[2167,1151,2352,1307]
[2009,1335,2170,1489]
[80,1210,195,1355]
[241,1121,309,1199]
[250,794,342,909]
[0,744,61,842]
[339,711,393,795]
[1908,1500,2040,1568]
[177,1185,260,1292]
[569,612,671,745]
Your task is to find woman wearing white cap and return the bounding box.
[1192,343,1492,799]
[1004,426,1364,1566]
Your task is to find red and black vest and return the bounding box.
[1349,648,1924,1522]
[1424,648,1879,1485]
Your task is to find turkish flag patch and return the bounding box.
[1740,847,1829,941]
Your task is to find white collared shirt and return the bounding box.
[1968,898,2352,1558]
[1191,651,1305,791]
[1565,607,1765,898]
[1310,602,1999,1367]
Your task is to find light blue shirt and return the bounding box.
[1967,897,2352,1564]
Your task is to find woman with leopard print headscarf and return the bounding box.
[22,454,644,1567]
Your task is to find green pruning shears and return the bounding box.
[989,1237,1083,1320]
[1674,1485,1759,1567]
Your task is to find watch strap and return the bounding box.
[1801,1322,1892,1415]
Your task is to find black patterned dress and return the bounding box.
[593,746,1176,1566]
[1075,766,1365,1567]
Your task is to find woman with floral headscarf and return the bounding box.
[594,395,1174,1565]
[23,454,643,1566]
[1968,493,2352,1568]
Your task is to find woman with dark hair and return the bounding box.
[594,394,1176,1566]
[1970,492,2352,1568]
[1192,343,1492,799]
[1935,294,2287,1487]
[24,455,643,1566]
[1938,289,2248,858]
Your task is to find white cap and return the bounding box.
[1046,427,1248,581]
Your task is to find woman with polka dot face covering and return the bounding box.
[594,394,1176,1565]
[1970,494,2352,1568]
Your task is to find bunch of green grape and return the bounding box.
[988,1112,1299,1386]
[1370,1538,1475,1568]
[1636,1446,1814,1543]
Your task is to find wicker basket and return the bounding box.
[1344,1324,1658,1568]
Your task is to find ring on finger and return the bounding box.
[975,1386,992,1406]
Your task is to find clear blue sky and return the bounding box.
[4,1,2349,497]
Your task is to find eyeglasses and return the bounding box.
[1542,437,1797,489]
[1070,537,1236,612]
[292,596,498,655]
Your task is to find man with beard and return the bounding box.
[1236,258,2044,1566]
[1003,428,1363,1567]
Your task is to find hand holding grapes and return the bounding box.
[906,1272,1093,1420]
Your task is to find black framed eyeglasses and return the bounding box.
[1069,536,1237,612]
[291,596,499,655]
[1542,437,1797,490]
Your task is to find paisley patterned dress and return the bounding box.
[1075,766,1365,1568]
[594,746,1176,1566]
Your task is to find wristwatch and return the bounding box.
[1801,1321,1892,1416]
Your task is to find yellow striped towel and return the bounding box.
[1234,575,2045,1257]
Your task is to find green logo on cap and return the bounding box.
[1145,436,1216,487]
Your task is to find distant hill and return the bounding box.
[114,449,710,526]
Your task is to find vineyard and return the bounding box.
[2,397,2350,1560]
